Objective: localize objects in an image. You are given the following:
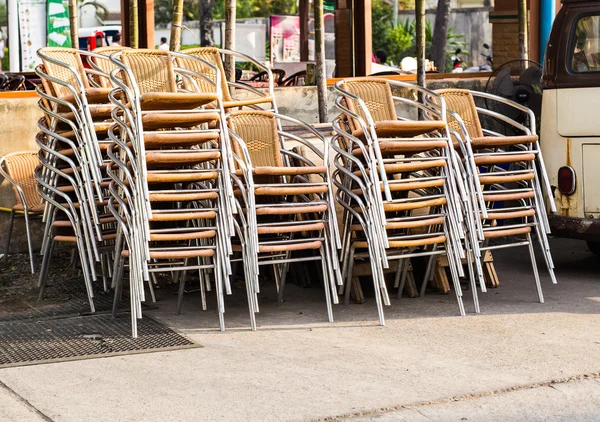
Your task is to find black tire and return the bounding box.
[586,241,600,256]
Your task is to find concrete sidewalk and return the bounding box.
[349,377,600,422]
[0,238,599,421]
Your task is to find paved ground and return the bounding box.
[0,238,598,421]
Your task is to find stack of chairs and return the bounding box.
[106,49,239,336]
[437,89,557,307]
[227,111,341,327]
[332,78,472,325]
[34,48,120,311]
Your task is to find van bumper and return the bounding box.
[548,214,600,241]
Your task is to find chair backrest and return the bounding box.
[436,89,484,139]
[228,111,282,168]
[38,47,90,98]
[179,47,232,101]
[2,151,43,209]
[340,79,398,131]
[120,49,177,94]
[92,46,132,87]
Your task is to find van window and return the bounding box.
[571,14,600,73]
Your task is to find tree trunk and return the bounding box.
[314,0,327,123]
[200,0,214,46]
[224,0,236,81]
[170,0,184,51]
[518,0,529,62]
[130,0,139,48]
[431,0,451,73]
[415,0,426,88]
[68,0,78,48]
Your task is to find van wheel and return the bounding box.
[586,241,600,256]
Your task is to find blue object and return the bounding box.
[540,0,556,64]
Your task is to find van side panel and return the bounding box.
[557,88,600,137]
[541,90,585,218]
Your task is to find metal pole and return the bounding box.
[314,0,328,123]
[393,0,398,28]
[539,0,555,63]
[518,0,529,62]
[8,0,19,72]
[415,0,426,88]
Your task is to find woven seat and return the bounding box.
[139,92,218,111]
[141,131,220,148]
[144,150,220,167]
[351,140,448,157]
[60,88,111,105]
[140,111,220,130]
[474,153,536,166]
[352,160,446,177]
[145,170,219,183]
[483,226,531,239]
[354,234,446,249]
[352,120,447,140]
[478,172,534,185]
[121,248,215,259]
[482,191,535,202]
[471,135,538,149]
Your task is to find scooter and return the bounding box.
[463,43,493,72]
[451,49,464,73]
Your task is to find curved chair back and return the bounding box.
[1,151,43,210]
[179,47,232,101]
[436,89,485,140]
[38,48,89,98]
[228,111,282,168]
[120,49,177,94]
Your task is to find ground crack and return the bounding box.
[0,378,54,421]
[311,372,600,421]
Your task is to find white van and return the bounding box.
[541,0,600,253]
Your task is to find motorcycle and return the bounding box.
[452,44,493,73]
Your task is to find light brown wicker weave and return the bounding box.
[3,151,43,212]
[38,48,89,98]
[120,49,177,94]
[228,111,283,168]
[92,46,132,87]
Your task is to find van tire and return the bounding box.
[586,241,600,256]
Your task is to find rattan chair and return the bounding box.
[436,88,557,304]
[178,47,276,111]
[333,78,473,323]
[0,151,44,274]
[228,110,340,325]
[106,49,238,335]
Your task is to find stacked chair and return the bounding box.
[34,48,122,312]
[26,45,557,336]
[106,49,240,336]
[436,88,557,305]
[332,78,473,325]
[227,110,341,326]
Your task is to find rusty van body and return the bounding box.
[541,0,600,251]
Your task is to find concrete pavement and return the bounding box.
[349,377,600,422]
[0,238,598,421]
